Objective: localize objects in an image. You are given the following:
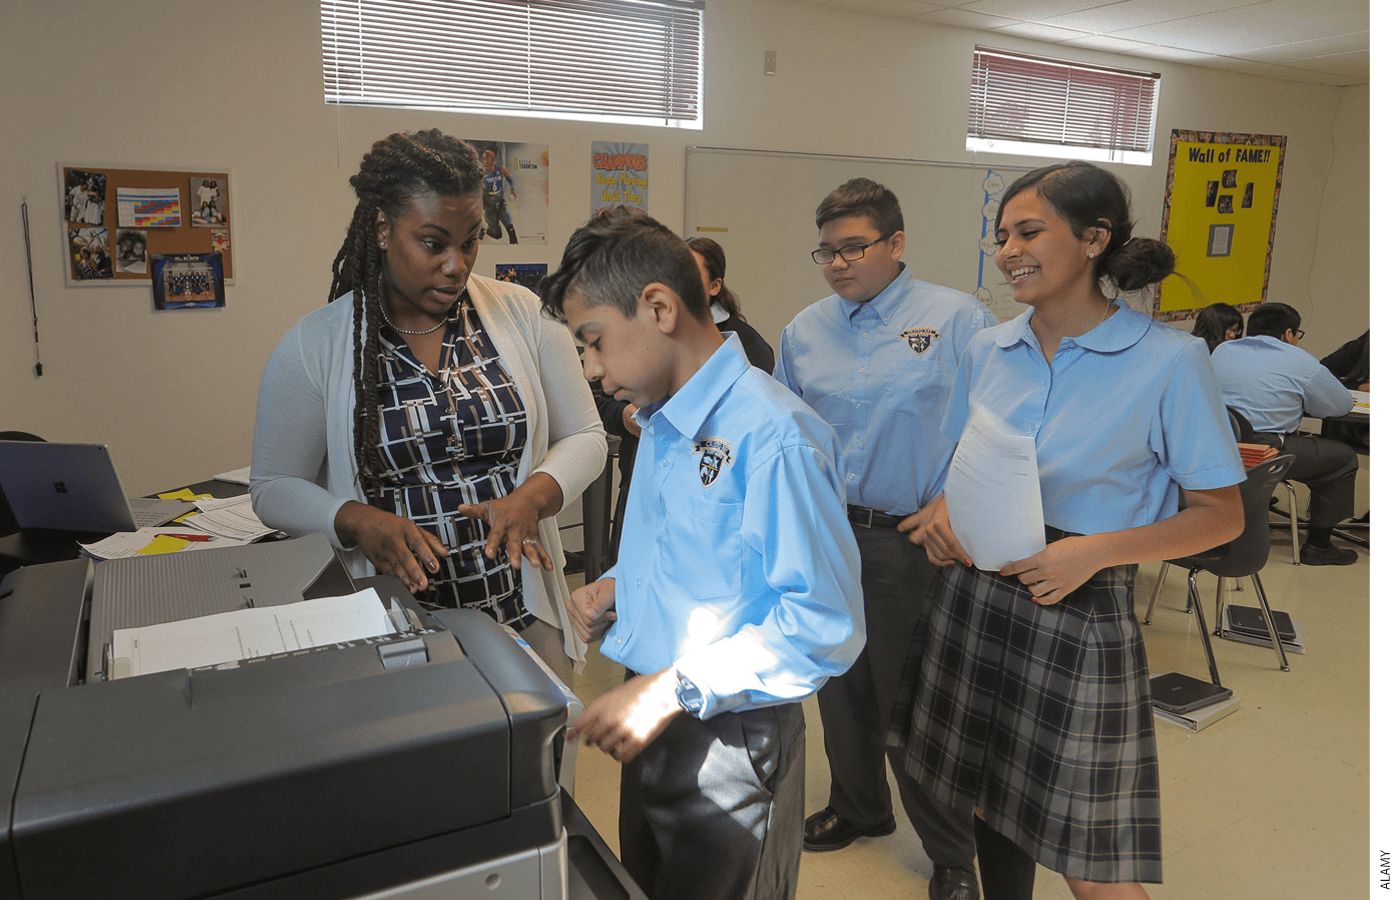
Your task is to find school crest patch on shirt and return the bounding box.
[692,437,734,487]
[899,327,942,354]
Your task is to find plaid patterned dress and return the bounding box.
[891,531,1162,884]
[373,302,532,626]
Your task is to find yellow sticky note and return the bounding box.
[158,489,208,502]
[138,535,189,555]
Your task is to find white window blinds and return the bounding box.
[967,47,1160,165]
[322,0,705,127]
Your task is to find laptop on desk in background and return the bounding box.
[0,441,192,533]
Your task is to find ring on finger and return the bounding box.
[520,538,539,547]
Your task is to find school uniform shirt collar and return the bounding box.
[636,334,750,440]
[995,299,1149,353]
[839,263,911,325]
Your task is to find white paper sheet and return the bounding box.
[182,494,276,540]
[943,404,1046,572]
[109,588,394,678]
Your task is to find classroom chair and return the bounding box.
[1228,405,1302,565]
[1144,454,1295,673]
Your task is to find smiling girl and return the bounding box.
[893,161,1245,899]
[250,129,605,680]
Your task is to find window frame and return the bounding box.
[966,46,1161,167]
[321,0,705,130]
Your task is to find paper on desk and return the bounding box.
[182,494,276,541]
[79,527,254,560]
[109,588,395,679]
[943,404,1046,572]
[213,465,252,485]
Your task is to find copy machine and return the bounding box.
[0,534,641,900]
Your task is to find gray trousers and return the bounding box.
[815,524,976,867]
[1264,432,1359,533]
[620,700,805,900]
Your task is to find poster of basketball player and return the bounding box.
[467,141,548,244]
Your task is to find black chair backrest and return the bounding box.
[1198,454,1293,579]
[1226,407,1256,443]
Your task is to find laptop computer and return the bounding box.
[1149,671,1233,715]
[0,441,192,533]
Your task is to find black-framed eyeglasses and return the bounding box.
[1293,328,1306,339]
[811,234,891,265]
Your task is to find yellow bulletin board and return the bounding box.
[59,163,234,287]
[1155,131,1285,321]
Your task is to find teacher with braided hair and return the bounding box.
[251,129,606,680]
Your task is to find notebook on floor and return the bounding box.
[0,441,192,533]
[1149,672,1233,715]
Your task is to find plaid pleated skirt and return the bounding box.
[889,546,1162,884]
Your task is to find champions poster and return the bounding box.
[591,142,649,214]
[466,140,549,245]
[1157,130,1286,320]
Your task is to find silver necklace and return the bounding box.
[378,297,453,335]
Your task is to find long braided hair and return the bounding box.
[327,129,484,497]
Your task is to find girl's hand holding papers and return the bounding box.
[898,494,972,568]
[998,537,1104,606]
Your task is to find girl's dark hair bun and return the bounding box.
[1104,237,1175,292]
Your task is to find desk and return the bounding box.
[0,478,250,575]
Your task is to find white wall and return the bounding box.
[0,0,1368,494]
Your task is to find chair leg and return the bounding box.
[1283,481,1300,566]
[1213,576,1227,636]
[1187,569,1225,687]
[1144,561,1170,625]
[1250,574,1290,672]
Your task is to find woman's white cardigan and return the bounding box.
[250,275,607,666]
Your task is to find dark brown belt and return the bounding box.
[846,504,904,529]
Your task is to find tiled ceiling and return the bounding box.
[800,0,1368,85]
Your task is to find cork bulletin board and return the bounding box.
[59,163,234,287]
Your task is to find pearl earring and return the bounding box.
[1088,251,1097,259]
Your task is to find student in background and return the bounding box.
[594,235,775,569]
[545,206,863,900]
[250,129,606,681]
[1211,303,1359,565]
[899,161,1245,899]
[1190,301,1243,353]
[777,177,989,900]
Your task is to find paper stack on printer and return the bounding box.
[107,588,401,679]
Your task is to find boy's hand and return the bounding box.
[566,578,618,644]
[567,668,683,763]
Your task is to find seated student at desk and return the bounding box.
[250,129,606,680]
[1210,302,1358,565]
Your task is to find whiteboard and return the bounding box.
[683,147,1031,347]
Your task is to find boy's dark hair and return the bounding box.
[815,177,905,236]
[538,206,707,322]
[1246,302,1302,338]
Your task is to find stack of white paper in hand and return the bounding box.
[943,404,1046,572]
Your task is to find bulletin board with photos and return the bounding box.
[59,163,235,287]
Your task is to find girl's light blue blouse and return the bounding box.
[941,301,1245,536]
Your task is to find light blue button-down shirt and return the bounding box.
[776,265,995,515]
[601,335,865,720]
[942,302,1245,535]
[1210,334,1354,434]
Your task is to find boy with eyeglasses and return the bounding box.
[776,177,994,900]
[543,205,865,900]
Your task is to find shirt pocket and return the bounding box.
[891,356,954,416]
[657,499,746,602]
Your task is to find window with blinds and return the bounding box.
[322,0,705,128]
[967,47,1160,166]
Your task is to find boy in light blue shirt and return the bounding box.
[538,206,864,900]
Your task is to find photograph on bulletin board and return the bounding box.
[151,252,225,310]
[1155,131,1285,321]
[59,163,234,286]
[466,141,548,244]
[496,263,547,293]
